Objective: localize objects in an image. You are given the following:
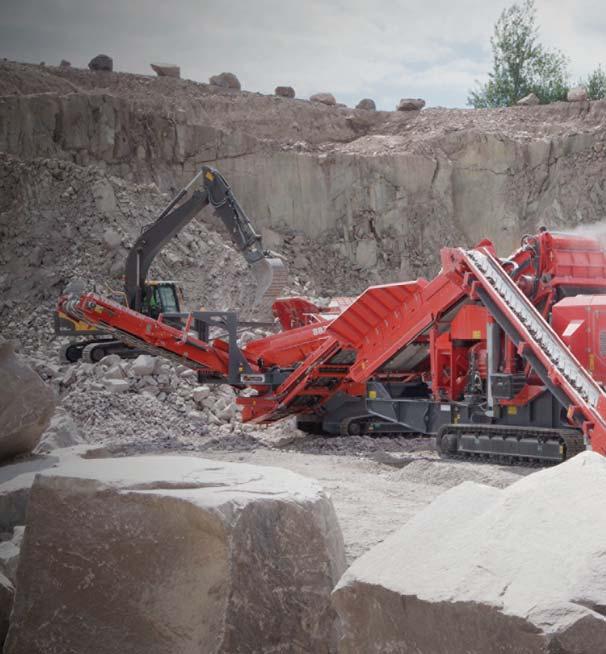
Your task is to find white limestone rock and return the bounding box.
[5,455,346,654]
[131,354,157,377]
[333,452,606,654]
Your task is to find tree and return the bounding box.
[581,65,606,100]
[468,0,569,108]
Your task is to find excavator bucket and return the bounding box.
[250,256,289,316]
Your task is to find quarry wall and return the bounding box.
[2,62,605,279]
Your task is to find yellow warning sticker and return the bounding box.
[205,171,214,181]
[472,329,482,339]
[368,390,377,400]
[507,405,518,415]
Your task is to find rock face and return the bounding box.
[396,97,425,111]
[568,86,589,102]
[150,62,180,78]
[5,455,346,654]
[310,92,337,105]
[0,340,55,461]
[356,98,376,110]
[333,452,606,654]
[2,61,606,288]
[209,72,241,90]
[88,54,113,72]
[275,85,295,98]
[517,92,540,106]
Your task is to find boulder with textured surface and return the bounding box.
[333,452,606,654]
[517,92,540,106]
[0,340,55,461]
[5,455,346,654]
[275,85,295,98]
[310,92,337,106]
[356,98,376,110]
[568,86,588,102]
[209,72,241,90]
[0,526,24,584]
[150,62,180,78]
[396,97,425,111]
[88,54,113,72]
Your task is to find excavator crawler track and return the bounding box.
[436,423,586,467]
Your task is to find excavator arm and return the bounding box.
[124,166,287,314]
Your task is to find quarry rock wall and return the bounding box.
[2,62,606,279]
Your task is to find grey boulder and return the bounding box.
[0,340,55,461]
[396,97,426,111]
[333,452,606,654]
[275,85,295,98]
[517,92,540,106]
[310,92,337,106]
[150,62,180,78]
[356,98,376,111]
[88,54,113,72]
[209,72,241,90]
[5,455,346,654]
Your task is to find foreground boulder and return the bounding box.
[88,54,113,71]
[0,340,55,461]
[5,455,346,654]
[396,97,425,111]
[150,62,180,78]
[310,92,336,105]
[333,452,606,654]
[209,72,241,90]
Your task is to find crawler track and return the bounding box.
[436,423,586,467]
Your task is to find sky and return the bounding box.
[1,0,605,109]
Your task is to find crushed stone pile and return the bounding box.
[333,451,606,654]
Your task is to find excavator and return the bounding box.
[55,167,287,362]
[58,188,606,466]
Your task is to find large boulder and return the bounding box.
[0,340,55,461]
[356,98,376,111]
[150,62,180,78]
[396,97,425,111]
[88,54,113,72]
[275,85,295,98]
[333,452,606,654]
[209,72,241,90]
[5,455,346,654]
[310,92,337,106]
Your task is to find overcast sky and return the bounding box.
[1,0,605,109]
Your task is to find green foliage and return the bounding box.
[580,65,606,100]
[468,0,569,108]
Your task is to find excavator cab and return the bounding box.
[141,281,181,319]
